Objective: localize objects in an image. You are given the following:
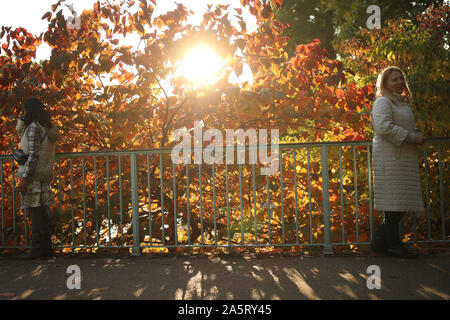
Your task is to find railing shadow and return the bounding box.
[0,254,449,299]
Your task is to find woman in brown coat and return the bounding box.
[16,97,60,260]
[370,66,425,258]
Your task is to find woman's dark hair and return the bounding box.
[22,97,53,129]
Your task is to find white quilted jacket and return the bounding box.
[371,96,424,212]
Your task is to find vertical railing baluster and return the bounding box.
[307,148,312,244]
[58,159,63,250]
[321,145,333,255]
[119,155,124,245]
[160,154,165,245]
[266,174,271,246]
[186,164,191,246]
[106,156,111,245]
[69,158,75,249]
[212,163,217,245]
[199,163,204,246]
[438,144,445,240]
[11,160,16,248]
[280,151,285,244]
[82,156,87,247]
[339,147,345,243]
[293,149,299,245]
[173,160,178,246]
[367,145,374,243]
[353,146,359,244]
[424,145,431,240]
[239,163,244,245]
[94,156,99,247]
[130,153,140,256]
[252,163,258,244]
[225,164,231,248]
[147,154,152,246]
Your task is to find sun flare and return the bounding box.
[176,45,224,85]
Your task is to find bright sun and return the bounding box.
[176,45,224,85]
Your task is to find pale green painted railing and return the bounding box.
[1,138,448,255]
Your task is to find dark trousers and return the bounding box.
[30,206,50,235]
[373,211,405,248]
[29,205,52,249]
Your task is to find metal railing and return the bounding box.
[1,138,448,255]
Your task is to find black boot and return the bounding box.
[20,206,53,260]
[19,232,42,260]
[38,206,53,258]
[39,231,53,258]
[19,207,42,260]
[384,212,418,259]
[370,222,387,253]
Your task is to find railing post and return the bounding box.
[321,145,333,255]
[130,153,141,256]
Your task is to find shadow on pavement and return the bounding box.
[0,251,449,300]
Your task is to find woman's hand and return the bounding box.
[415,132,425,145]
[18,177,28,195]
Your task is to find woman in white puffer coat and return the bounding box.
[370,66,425,259]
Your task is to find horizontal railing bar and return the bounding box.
[139,243,326,248]
[7,239,449,251]
[1,137,448,160]
[1,245,133,249]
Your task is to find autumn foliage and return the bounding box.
[0,0,447,253]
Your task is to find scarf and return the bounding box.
[389,92,408,105]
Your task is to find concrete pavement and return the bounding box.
[0,250,449,300]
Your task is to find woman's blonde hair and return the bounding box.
[375,66,412,105]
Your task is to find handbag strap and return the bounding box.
[40,129,48,143]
